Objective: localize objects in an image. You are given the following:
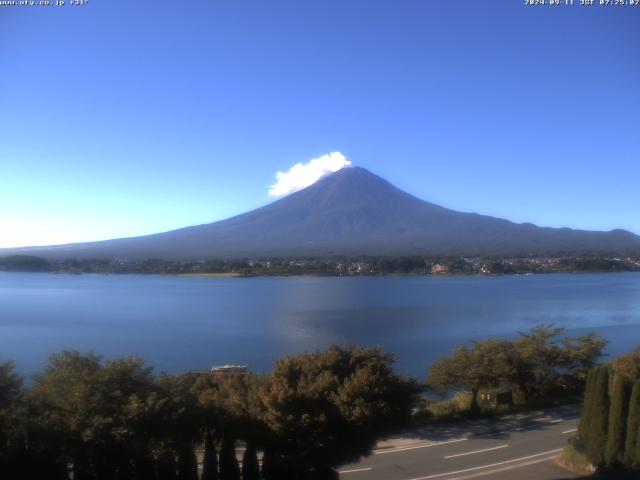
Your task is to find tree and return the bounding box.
[428,340,513,415]
[260,449,286,480]
[152,374,205,480]
[623,381,640,469]
[578,368,597,444]
[132,452,156,480]
[208,373,268,450]
[605,374,632,467]
[201,430,219,480]
[510,325,566,402]
[561,333,608,389]
[634,417,640,470]
[0,361,21,406]
[0,361,21,444]
[428,327,606,414]
[26,351,156,479]
[0,255,50,272]
[241,443,260,480]
[613,348,640,381]
[586,366,610,467]
[260,345,419,479]
[219,434,241,480]
[156,449,178,480]
[0,362,26,479]
[200,373,266,479]
[502,326,605,404]
[177,445,199,480]
[27,351,102,479]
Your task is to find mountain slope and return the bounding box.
[3,167,640,259]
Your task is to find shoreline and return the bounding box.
[2,270,640,278]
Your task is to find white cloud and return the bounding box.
[269,152,352,197]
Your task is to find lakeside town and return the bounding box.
[1,254,639,276]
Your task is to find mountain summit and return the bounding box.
[4,167,640,259]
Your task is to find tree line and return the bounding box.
[0,346,418,480]
[0,326,612,479]
[427,325,607,414]
[577,348,640,473]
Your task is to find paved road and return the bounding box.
[339,405,582,480]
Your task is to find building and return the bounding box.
[431,263,449,274]
[210,364,249,378]
[187,364,249,379]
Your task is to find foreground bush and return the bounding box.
[0,346,418,480]
[260,346,419,478]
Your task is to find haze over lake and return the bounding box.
[1,272,639,378]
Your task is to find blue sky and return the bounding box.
[1,0,639,247]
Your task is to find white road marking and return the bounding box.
[549,419,563,423]
[562,428,578,434]
[444,444,508,459]
[440,454,560,480]
[410,448,564,480]
[533,416,550,422]
[338,467,373,474]
[373,438,467,455]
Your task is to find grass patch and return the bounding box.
[411,392,474,424]
[178,272,244,278]
[556,443,595,476]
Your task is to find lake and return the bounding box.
[1,272,639,378]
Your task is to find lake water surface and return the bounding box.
[1,272,639,378]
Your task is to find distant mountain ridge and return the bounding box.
[3,167,640,259]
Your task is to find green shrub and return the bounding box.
[557,444,595,475]
[426,392,472,419]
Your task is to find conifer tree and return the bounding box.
[241,443,261,480]
[177,445,198,480]
[132,453,156,480]
[606,374,631,466]
[219,435,241,480]
[202,431,219,480]
[634,422,640,470]
[586,366,610,467]
[260,449,292,480]
[623,381,640,469]
[260,449,276,480]
[156,449,178,480]
[579,368,597,443]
